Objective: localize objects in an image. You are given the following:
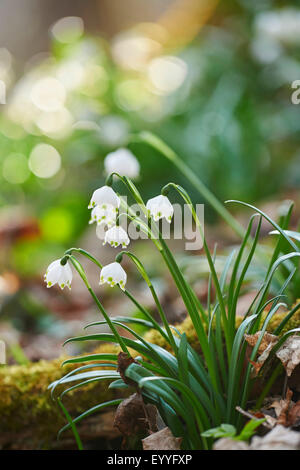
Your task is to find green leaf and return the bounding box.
[57,398,83,450]
[226,200,299,252]
[84,321,177,377]
[60,377,115,399]
[269,229,300,243]
[62,353,118,366]
[226,313,257,421]
[108,379,129,390]
[178,333,189,386]
[236,419,265,441]
[58,399,123,438]
[201,423,237,439]
[113,316,154,328]
[51,370,119,388]
[49,362,118,396]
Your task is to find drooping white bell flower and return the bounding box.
[44,259,72,290]
[89,204,117,228]
[103,225,130,248]
[88,185,120,210]
[146,195,174,223]
[104,148,140,179]
[99,262,127,290]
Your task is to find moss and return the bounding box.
[0,344,125,447]
[144,299,300,352]
[1,301,299,448]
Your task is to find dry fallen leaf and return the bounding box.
[276,388,293,426]
[260,389,300,428]
[244,331,278,375]
[288,401,300,427]
[114,393,158,437]
[117,352,137,386]
[250,425,300,450]
[214,425,300,450]
[142,427,182,450]
[263,389,294,427]
[213,438,250,450]
[245,331,278,352]
[276,335,300,376]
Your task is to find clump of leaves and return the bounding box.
[48,162,300,450]
[201,419,265,442]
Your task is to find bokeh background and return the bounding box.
[1,0,300,363]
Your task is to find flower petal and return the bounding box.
[104,148,140,179]
[88,185,120,209]
[146,195,174,223]
[103,226,130,248]
[44,259,72,289]
[99,262,127,290]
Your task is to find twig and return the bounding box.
[235,406,272,429]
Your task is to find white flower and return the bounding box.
[103,226,130,248]
[99,262,127,290]
[104,148,140,179]
[44,259,72,290]
[146,195,174,223]
[255,9,300,45]
[88,185,120,210]
[89,204,117,227]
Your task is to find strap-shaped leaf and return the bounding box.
[62,353,118,366]
[58,399,123,438]
[52,370,120,388]
[60,376,120,398]
[108,379,129,390]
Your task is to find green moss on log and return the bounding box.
[144,300,300,352]
[1,301,299,448]
[0,343,124,448]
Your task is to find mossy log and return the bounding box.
[1,304,300,449]
[144,302,300,352]
[0,342,127,449]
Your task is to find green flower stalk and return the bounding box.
[131,131,246,238]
